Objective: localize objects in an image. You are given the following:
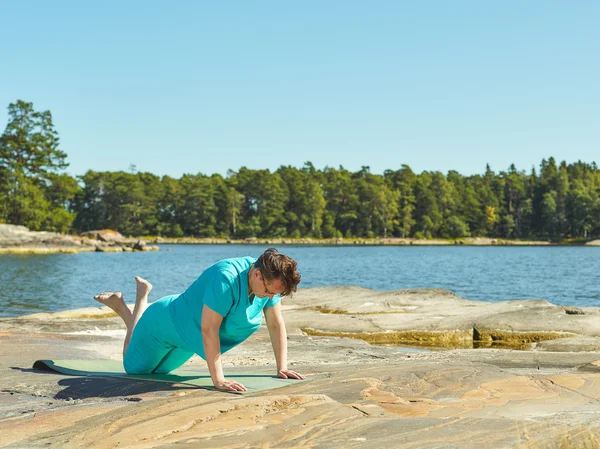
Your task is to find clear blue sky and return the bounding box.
[1,1,598,178]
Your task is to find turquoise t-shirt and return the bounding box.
[168,256,281,359]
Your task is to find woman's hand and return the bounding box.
[214,379,247,392]
[277,369,305,380]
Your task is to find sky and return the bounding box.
[0,1,598,179]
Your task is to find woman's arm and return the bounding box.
[201,304,247,392]
[264,303,305,379]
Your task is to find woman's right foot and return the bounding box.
[134,276,152,299]
[93,292,125,311]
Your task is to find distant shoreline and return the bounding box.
[150,236,600,247]
[3,234,600,255]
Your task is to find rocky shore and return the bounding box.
[1,287,600,448]
[153,236,555,246]
[0,224,159,254]
[4,223,600,252]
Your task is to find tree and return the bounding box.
[156,175,184,237]
[501,165,527,237]
[277,165,307,237]
[305,179,326,237]
[541,192,558,238]
[0,100,67,179]
[0,100,75,229]
[414,173,442,238]
[3,172,49,230]
[461,181,482,235]
[177,174,218,237]
[44,173,80,232]
[227,186,244,236]
[72,171,108,231]
[322,166,359,237]
[385,165,416,237]
[443,216,471,238]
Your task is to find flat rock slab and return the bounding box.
[2,287,600,448]
[4,357,600,448]
[282,287,600,349]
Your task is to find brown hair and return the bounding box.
[255,248,301,296]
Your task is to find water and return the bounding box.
[1,245,599,317]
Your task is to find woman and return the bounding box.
[94,248,304,392]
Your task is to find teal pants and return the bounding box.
[123,296,195,374]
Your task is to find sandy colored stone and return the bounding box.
[0,403,130,447]
[2,287,600,448]
[0,224,158,253]
[280,287,600,349]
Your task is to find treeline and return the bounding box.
[1,100,600,240]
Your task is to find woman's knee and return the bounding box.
[123,354,154,375]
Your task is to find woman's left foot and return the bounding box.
[134,276,152,299]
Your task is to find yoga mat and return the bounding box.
[33,359,306,393]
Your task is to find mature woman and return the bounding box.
[94,248,304,392]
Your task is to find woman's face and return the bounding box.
[252,269,284,299]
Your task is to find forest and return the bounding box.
[1,100,599,241]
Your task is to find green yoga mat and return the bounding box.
[33,359,306,393]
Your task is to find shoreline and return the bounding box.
[0,224,159,255]
[132,235,600,247]
[3,223,600,254]
[4,237,596,254]
[151,236,554,246]
[0,245,160,255]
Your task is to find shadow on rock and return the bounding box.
[54,377,197,400]
[15,366,197,400]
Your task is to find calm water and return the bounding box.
[1,245,599,317]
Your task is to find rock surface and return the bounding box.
[0,224,158,253]
[1,287,600,448]
[80,229,126,243]
[283,287,600,349]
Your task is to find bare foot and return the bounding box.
[134,276,152,299]
[93,292,125,311]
